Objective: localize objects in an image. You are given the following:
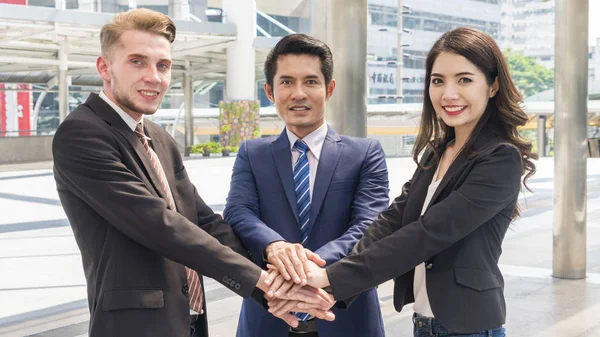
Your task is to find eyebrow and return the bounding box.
[278,74,320,80]
[431,72,476,77]
[128,53,172,64]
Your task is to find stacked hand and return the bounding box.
[256,242,334,328]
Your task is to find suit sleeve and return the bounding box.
[53,118,261,298]
[224,141,286,267]
[326,144,522,301]
[313,139,390,265]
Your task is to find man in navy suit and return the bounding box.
[224,34,389,337]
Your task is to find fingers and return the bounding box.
[268,252,292,282]
[288,287,332,307]
[305,249,326,267]
[271,309,299,328]
[293,245,308,284]
[266,275,286,298]
[304,308,335,322]
[268,299,335,322]
[284,282,304,297]
[264,268,279,286]
[273,278,295,298]
[266,243,308,284]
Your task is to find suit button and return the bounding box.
[182,283,189,295]
[425,263,433,270]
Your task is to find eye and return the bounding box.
[431,78,442,85]
[131,59,142,65]
[280,80,293,85]
[306,79,318,85]
[157,63,171,70]
[458,77,473,83]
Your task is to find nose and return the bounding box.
[441,84,459,102]
[143,66,161,84]
[290,83,307,101]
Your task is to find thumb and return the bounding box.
[305,250,326,267]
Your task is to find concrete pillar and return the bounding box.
[169,0,190,20]
[222,0,256,101]
[537,115,546,157]
[58,42,69,123]
[184,61,194,156]
[310,0,368,137]
[553,0,588,279]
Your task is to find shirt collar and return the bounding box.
[286,123,327,161]
[99,90,141,132]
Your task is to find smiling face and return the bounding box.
[428,52,498,137]
[96,29,172,121]
[264,54,336,138]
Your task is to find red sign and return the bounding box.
[0,84,32,136]
[0,0,27,5]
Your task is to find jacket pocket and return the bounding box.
[454,267,500,291]
[102,289,164,311]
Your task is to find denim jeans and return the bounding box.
[413,313,506,337]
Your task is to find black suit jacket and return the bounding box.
[326,123,523,333]
[53,93,262,337]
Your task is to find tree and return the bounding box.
[503,50,554,98]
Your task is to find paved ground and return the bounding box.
[0,157,599,337]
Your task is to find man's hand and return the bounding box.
[267,297,335,322]
[303,259,331,290]
[264,242,326,284]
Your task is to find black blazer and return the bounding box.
[53,93,262,337]
[326,123,523,333]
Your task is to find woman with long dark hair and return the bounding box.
[269,27,537,336]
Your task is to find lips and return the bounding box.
[289,106,310,112]
[139,90,159,97]
[443,105,466,116]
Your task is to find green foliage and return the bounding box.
[190,143,206,154]
[504,50,554,98]
[252,127,261,139]
[226,145,239,153]
[220,124,231,133]
[204,141,222,154]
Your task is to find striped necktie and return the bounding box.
[293,140,313,322]
[135,123,204,314]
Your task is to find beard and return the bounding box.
[110,75,161,116]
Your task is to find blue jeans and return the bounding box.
[413,313,506,337]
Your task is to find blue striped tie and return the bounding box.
[293,140,312,322]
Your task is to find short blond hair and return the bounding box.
[100,8,176,58]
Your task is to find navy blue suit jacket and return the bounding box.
[224,127,390,337]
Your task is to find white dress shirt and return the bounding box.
[286,123,328,200]
[412,155,445,318]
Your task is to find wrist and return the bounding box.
[256,270,270,293]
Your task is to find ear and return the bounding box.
[489,76,499,98]
[264,82,275,103]
[325,79,336,100]
[97,56,111,82]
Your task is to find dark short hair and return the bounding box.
[264,33,334,90]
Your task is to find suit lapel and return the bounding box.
[86,93,169,203]
[271,130,299,223]
[424,141,466,210]
[309,128,343,232]
[403,150,436,222]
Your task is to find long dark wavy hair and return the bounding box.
[412,27,537,218]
